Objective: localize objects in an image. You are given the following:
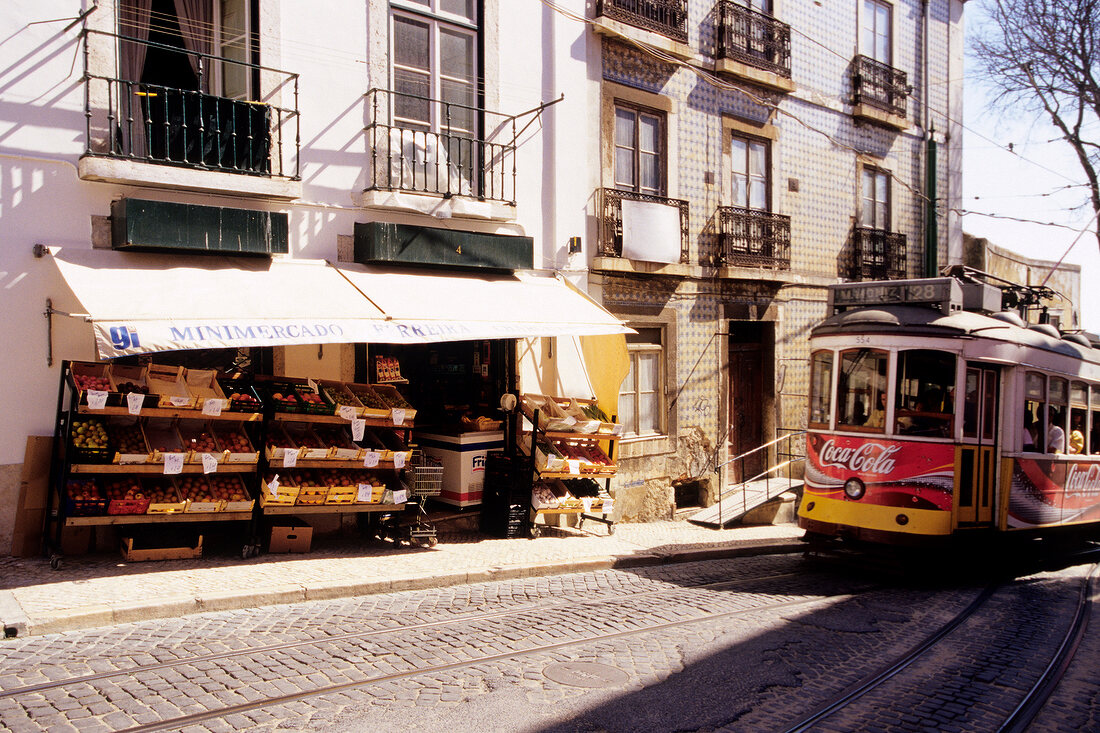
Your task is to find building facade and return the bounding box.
[0,0,965,553]
[0,0,616,553]
[581,0,966,518]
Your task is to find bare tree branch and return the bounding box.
[973,0,1100,250]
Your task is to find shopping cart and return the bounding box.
[379,451,443,547]
[406,452,443,546]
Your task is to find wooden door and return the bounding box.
[729,343,764,482]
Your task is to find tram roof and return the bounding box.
[813,304,1098,362]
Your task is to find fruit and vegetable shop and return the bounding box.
[22,247,630,564]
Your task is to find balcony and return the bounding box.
[851,55,910,130]
[717,206,791,269]
[715,1,794,93]
[79,30,300,199]
[853,227,907,280]
[594,188,690,273]
[594,0,694,61]
[362,89,517,220]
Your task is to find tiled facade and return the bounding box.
[590,0,965,517]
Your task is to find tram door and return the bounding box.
[957,364,999,525]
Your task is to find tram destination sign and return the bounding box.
[829,278,962,313]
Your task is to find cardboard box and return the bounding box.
[269,524,312,553]
[121,534,203,562]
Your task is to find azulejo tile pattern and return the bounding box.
[597,1,955,478]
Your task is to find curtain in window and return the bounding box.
[173,0,213,90]
[119,0,152,156]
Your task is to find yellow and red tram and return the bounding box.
[798,276,1100,545]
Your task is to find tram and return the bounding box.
[798,271,1100,545]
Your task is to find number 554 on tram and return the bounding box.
[798,276,1100,545]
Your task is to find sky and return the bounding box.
[960,1,1099,331]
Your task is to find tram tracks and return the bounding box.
[780,561,1099,733]
[0,566,822,701]
[5,554,1091,732]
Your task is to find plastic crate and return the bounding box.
[69,417,113,464]
[65,478,107,516]
[103,477,151,515]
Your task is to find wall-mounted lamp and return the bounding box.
[567,236,582,254]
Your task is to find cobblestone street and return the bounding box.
[2,552,1097,732]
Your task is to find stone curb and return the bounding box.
[12,540,806,637]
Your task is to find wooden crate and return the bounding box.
[146,364,194,408]
[259,475,300,507]
[185,368,230,412]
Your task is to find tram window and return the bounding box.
[809,351,833,426]
[1023,372,1045,452]
[1092,386,1100,455]
[963,369,980,439]
[1049,377,1068,454]
[836,349,887,431]
[1070,382,1088,455]
[894,350,955,437]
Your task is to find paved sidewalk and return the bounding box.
[0,520,806,638]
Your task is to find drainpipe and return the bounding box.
[922,0,938,277]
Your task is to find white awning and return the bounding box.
[333,264,632,343]
[45,248,630,358]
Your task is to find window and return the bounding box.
[1070,381,1088,455]
[1091,386,1100,455]
[125,0,254,99]
[836,349,887,431]
[809,350,833,427]
[619,327,664,437]
[894,350,955,437]
[861,167,890,229]
[1023,372,1046,452]
[1049,377,1068,454]
[861,0,892,64]
[614,102,665,196]
[391,1,478,136]
[731,133,769,210]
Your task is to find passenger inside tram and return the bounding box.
[1070,412,1086,455]
[1048,405,1067,454]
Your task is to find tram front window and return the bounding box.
[809,351,833,426]
[836,349,887,431]
[895,350,955,437]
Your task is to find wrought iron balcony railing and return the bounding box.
[717,206,791,269]
[597,0,689,44]
[851,55,909,119]
[598,188,690,262]
[82,30,299,179]
[853,226,907,280]
[366,88,517,205]
[716,1,791,79]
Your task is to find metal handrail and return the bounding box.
[714,429,805,527]
[365,88,518,204]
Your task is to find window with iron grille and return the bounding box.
[861,0,892,65]
[614,101,666,196]
[390,1,478,137]
[731,133,769,210]
[860,166,890,229]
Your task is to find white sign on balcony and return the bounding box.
[621,199,681,264]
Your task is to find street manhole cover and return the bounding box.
[543,662,629,688]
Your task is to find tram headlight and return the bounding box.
[843,477,866,500]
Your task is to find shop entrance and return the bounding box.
[727,322,773,483]
[356,340,513,429]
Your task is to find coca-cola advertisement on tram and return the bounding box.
[805,433,956,511]
[1008,459,1100,529]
